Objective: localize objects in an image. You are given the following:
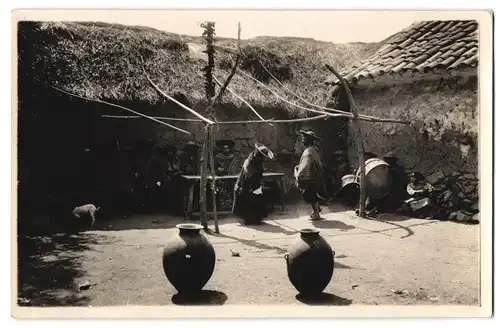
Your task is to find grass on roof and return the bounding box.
[18,21,380,116]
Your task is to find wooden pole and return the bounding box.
[224,54,410,125]
[199,22,242,233]
[50,85,192,135]
[325,64,367,218]
[199,127,210,229]
[200,21,218,231]
[213,74,273,126]
[101,114,333,124]
[208,125,220,233]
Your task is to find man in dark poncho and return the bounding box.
[294,130,329,220]
[232,143,274,225]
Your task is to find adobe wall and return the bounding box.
[95,102,348,196]
[99,104,293,158]
[96,104,303,195]
[18,85,349,212]
[343,74,479,207]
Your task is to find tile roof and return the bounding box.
[327,20,478,86]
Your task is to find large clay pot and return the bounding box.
[162,223,216,294]
[355,158,394,200]
[284,228,335,295]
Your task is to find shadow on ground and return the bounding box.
[87,202,354,232]
[207,229,288,254]
[311,219,356,231]
[17,232,108,307]
[334,261,354,269]
[364,217,416,239]
[295,292,352,306]
[372,213,413,222]
[240,221,297,235]
[171,290,228,306]
[364,217,441,239]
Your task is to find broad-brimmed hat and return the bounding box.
[459,135,473,146]
[164,145,177,154]
[410,172,425,182]
[254,143,274,160]
[216,139,236,149]
[383,151,398,160]
[183,141,199,151]
[300,130,321,140]
[364,151,378,159]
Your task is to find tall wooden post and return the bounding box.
[200,22,216,229]
[325,64,366,218]
[200,21,220,231]
[208,125,219,233]
[199,128,209,229]
[199,21,241,232]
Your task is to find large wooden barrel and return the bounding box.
[355,158,394,200]
[340,174,359,189]
[337,174,360,206]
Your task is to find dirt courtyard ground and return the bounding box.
[17,203,480,307]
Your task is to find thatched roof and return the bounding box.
[17,21,379,116]
[327,20,479,86]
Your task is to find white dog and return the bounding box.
[72,204,100,228]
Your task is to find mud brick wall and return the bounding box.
[343,75,479,207]
[98,104,313,195]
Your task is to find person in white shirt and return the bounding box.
[294,130,328,220]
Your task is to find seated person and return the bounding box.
[214,140,237,176]
[180,141,200,175]
[398,172,435,218]
[178,141,201,213]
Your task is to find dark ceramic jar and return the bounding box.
[162,223,216,294]
[284,227,335,295]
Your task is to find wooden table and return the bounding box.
[181,172,286,220]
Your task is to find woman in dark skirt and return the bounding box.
[232,143,274,225]
[214,140,238,210]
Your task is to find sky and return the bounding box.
[98,10,424,43]
[17,10,444,43]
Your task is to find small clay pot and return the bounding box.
[162,223,216,294]
[284,227,335,296]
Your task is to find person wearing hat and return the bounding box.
[399,171,436,218]
[364,151,378,160]
[232,142,274,225]
[180,141,200,175]
[294,129,329,220]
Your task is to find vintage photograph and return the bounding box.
[12,9,492,317]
